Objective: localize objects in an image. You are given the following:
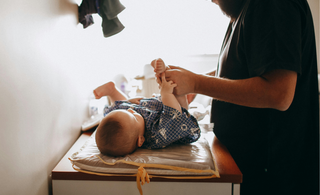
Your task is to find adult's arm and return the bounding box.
[185,69,217,104]
[165,66,297,111]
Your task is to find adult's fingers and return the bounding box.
[161,72,167,83]
[167,65,182,70]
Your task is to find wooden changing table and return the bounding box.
[52,124,242,195]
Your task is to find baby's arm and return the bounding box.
[152,58,189,110]
[127,97,144,104]
[158,73,182,113]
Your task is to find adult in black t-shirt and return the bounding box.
[165,0,319,194]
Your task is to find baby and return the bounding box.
[94,58,200,156]
[151,58,169,76]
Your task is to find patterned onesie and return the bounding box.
[103,97,200,149]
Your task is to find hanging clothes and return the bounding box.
[78,0,125,37]
[78,0,97,28]
[99,0,125,37]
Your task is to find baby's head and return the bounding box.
[95,108,145,156]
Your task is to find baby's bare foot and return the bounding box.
[151,58,167,75]
[93,81,116,99]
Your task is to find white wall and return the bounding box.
[77,0,229,79]
[0,0,121,194]
[0,1,226,194]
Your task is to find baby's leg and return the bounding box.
[175,95,189,110]
[151,58,168,75]
[93,81,128,103]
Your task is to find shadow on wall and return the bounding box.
[58,0,79,20]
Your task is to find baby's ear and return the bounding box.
[137,136,145,147]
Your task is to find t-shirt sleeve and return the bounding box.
[144,105,200,149]
[244,0,302,77]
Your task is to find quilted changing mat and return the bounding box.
[69,130,219,195]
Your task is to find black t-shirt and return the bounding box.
[211,0,319,194]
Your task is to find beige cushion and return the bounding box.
[70,130,219,178]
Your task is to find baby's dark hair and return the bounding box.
[95,115,137,156]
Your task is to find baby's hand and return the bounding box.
[158,72,177,95]
[128,97,143,104]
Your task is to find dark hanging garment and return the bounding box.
[78,0,98,28]
[78,0,125,37]
[99,0,125,37]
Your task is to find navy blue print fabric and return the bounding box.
[104,97,200,149]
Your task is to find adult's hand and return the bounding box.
[157,72,177,96]
[164,65,198,96]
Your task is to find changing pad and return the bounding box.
[69,129,219,194]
